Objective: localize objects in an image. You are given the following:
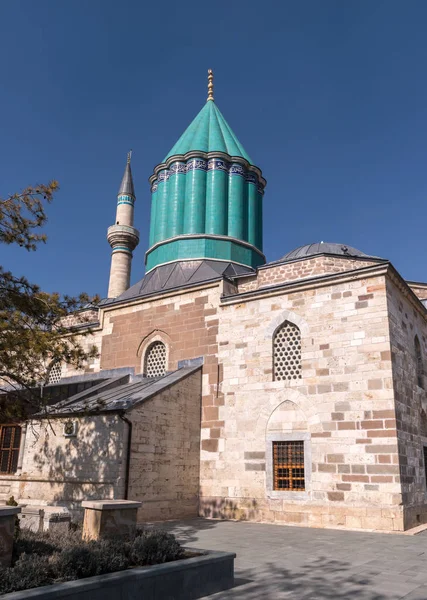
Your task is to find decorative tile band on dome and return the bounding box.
[150,156,265,194]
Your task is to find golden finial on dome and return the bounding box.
[127,149,132,164]
[207,69,214,102]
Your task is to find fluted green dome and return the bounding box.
[146,78,266,274]
[164,101,252,163]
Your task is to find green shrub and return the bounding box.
[13,530,58,560]
[0,554,54,595]
[90,538,130,574]
[2,525,184,594]
[54,545,99,580]
[130,530,184,565]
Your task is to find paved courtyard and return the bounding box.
[162,519,427,599]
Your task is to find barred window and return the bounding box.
[415,336,423,389]
[273,440,305,491]
[0,425,21,475]
[144,342,166,378]
[47,362,62,384]
[273,321,302,381]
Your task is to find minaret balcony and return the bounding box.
[107,224,140,252]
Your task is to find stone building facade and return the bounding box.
[1,74,426,532]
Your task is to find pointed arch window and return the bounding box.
[415,335,424,389]
[47,361,62,385]
[273,321,302,381]
[144,341,167,378]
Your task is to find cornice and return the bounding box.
[222,262,427,320]
[221,263,391,305]
[149,150,266,188]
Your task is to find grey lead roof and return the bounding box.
[46,366,200,416]
[118,161,135,197]
[110,259,253,303]
[276,242,383,263]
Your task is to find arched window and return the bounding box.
[144,341,167,378]
[415,335,423,388]
[273,321,302,381]
[47,361,62,384]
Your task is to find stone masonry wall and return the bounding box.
[386,277,427,529]
[238,256,380,293]
[100,285,224,458]
[200,271,404,531]
[0,415,127,515]
[128,370,202,522]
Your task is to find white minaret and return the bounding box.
[107,151,140,298]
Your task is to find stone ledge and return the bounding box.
[81,500,141,510]
[0,507,21,517]
[0,549,236,600]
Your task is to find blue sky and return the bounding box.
[1,0,426,297]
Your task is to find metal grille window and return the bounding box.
[47,362,62,384]
[0,425,21,474]
[273,440,305,491]
[144,342,166,378]
[273,321,302,381]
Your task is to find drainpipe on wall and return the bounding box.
[118,413,132,500]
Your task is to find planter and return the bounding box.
[1,548,236,600]
[0,507,21,568]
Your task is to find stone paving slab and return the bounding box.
[159,519,427,599]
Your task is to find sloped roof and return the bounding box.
[46,366,201,416]
[109,260,253,303]
[164,101,252,163]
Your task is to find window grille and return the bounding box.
[48,362,62,384]
[273,321,302,381]
[273,440,305,491]
[424,446,427,490]
[415,336,423,388]
[144,342,166,378]
[0,425,21,474]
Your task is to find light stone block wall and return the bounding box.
[61,325,103,378]
[386,276,427,529]
[200,272,405,531]
[127,369,202,522]
[0,415,127,516]
[238,256,381,293]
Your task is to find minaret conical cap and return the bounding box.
[118,150,135,197]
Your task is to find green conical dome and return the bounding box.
[146,76,266,274]
[164,101,252,163]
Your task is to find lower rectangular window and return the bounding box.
[273,440,305,491]
[0,425,21,475]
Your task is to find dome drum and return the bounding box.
[145,233,266,272]
[147,153,265,270]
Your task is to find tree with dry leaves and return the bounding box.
[0,182,98,419]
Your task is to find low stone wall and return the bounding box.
[1,549,235,600]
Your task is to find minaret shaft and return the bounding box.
[107,154,139,298]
